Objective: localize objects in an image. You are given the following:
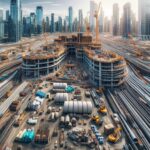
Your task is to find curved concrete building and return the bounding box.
[83,46,127,87]
[22,45,67,78]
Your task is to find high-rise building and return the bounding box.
[138,0,150,40]
[68,6,73,32]
[99,6,104,33]
[123,3,131,38]
[90,0,97,32]
[58,16,63,32]
[6,10,10,21]
[112,3,119,36]
[0,9,4,40]
[0,9,3,21]
[23,17,31,37]
[64,16,68,32]
[131,12,137,36]
[30,13,36,35]
[120,16,124,35]
[9,0,22,42]
[51,13,55,32]
[36,6,43,34]
[73,18,78,32]
[104,17,110,33]
[46,16,50,32]
[22,17,31,37]
[4,10,9,37]
[78,9,83,32]
[22,17,26,36]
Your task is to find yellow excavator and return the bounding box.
[108,127,122,143]
[91,115,103,126]
[98,105,107,114]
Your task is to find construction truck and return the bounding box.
[91,115,103,126]
[108,127,122,143]
[98,105,107,114]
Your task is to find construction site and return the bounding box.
[0,1,150,150]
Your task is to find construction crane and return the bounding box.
[94,1,101,44]
[128,34,142,57]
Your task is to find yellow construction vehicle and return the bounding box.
[108,127,122,143]
[98,105,107,114]
[92,115,99,121]
[91,115,103,126]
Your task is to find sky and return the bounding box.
[0,0,138,19]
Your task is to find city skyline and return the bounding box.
[0,0,138,19]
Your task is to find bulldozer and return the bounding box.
[91,115,103,126]
[98,105,107,114]
[108,127,122,143]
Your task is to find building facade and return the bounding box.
[36,6,43,34]
[58,16,63,32]
[46,16,50,32]
[51,13,55,33]
[123,3,131,38]
[112,3,119,36]
[138,0,150,40]
[68,7,73,32]
[79,9,83,32]
[9,0,22,42]
[30,13,36,35]
[0,9,4,40]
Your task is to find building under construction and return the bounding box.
[22,33,127,88]
[22,44,67,78]
[22,1,127,88]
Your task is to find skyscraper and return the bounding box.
[112,3,119,36]
[131,12,137,36]
[123,3,131,38]
[138,0,150,40]
[0,9,3,21]
[51,13,55,33]
[58,16,63,32]
[22,17,31,37]
[9,0,22,42]
[64,16,68,32]
[4,10,9,37]
[90,0,97,32]
[36,6,43,34]
[104,17,110,33]
[6,10,10,21]
[0,9,4,40]
[73,18,78,32]
[30,13,36,35]
[78,9,83,32]
[46,16,50,32]
[68,6,73,32]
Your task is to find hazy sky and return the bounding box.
[0,0,138,19]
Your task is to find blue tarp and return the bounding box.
[35,91,46,98]
[21,129,35,143]
[65,86,75,93]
